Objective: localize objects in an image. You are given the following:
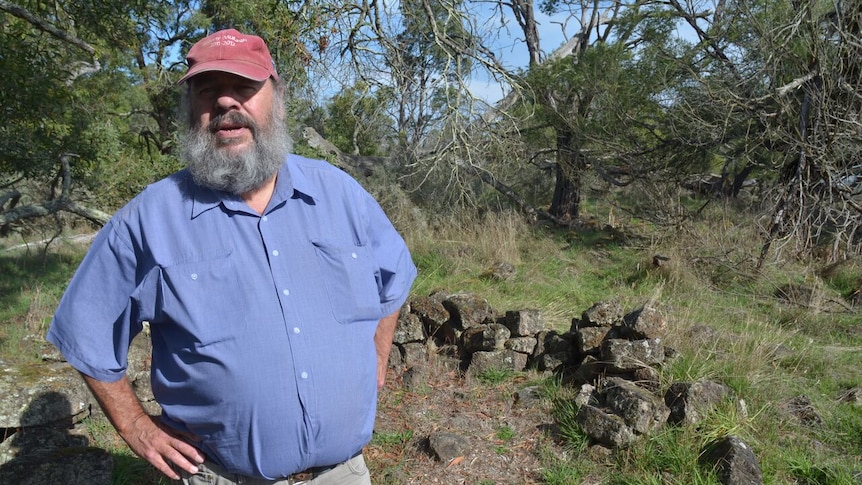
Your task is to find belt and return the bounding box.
[197,450,361,483]
[288,463,338,482]
[287,450,362,483]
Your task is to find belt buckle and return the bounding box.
[289,471,315,483]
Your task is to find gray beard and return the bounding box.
[181,110,292,195]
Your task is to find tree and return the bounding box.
[476,0,681,222]
[321,83,392,157]
[5,0,860,261]
[393,0,861,260]
[661,0,862,261]
[0,0,119,230]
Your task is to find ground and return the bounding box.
[365,353,570,485]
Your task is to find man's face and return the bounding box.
[181,72,291,195]
[190,72,275,150]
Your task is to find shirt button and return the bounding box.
[293,327,300,334]
[272,250,279,256]
[190,273,198,280]
[300,372,308,379]
[351,252,358,259]
[282,289,290,296]
[262,216,268,221]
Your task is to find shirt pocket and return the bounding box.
[311,240,383,324]
[159,253,248,346]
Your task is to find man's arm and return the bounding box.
[81,374,204,480]
[374,309,401,390]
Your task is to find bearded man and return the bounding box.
[47,29,416,485]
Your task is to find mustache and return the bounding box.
[207,111,257,134]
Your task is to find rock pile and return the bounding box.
[394,292,762,484]
[0,330,155,484]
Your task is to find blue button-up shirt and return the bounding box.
[47,155,416,479]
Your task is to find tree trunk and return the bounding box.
[549,131,582,222]
[729,163,754,197]
[758,73,821,268]
[510,0,541,68]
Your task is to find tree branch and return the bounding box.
[0,154,111,229]
[0,0,96,55]
[455,160,564,225]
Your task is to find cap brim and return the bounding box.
[178,60,274,84]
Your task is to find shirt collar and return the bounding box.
[281,154,319,202]
[188,155,318,218]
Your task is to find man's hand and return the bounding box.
[374,309,401,390]
[119,412,204,479]
[82,374,205,480]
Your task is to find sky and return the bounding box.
[466,3,700,104]
[305,1,699,107]
[466,4,570,104]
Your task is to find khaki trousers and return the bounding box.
[179,454,371,485]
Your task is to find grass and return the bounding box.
[80,416,170,485]
[495,425,515,442]
[3,195,861,483]
[371,429,414,449]
[476,368,516,385]
[0,245,83,364]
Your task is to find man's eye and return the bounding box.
[237,85,258,95]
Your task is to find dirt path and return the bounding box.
[2,233,96,252]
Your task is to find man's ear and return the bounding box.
[272,79,286,118]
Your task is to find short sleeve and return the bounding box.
[46,221,145,382]
[362,193,417,316]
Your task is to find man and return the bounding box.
[47,29,416,484]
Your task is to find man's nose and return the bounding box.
[213,89,242,112]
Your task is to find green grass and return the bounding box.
[476,368,516,385]
[0,248,83,364]
[370,429,414,449]
[610,428,720,484]
[83,415,172,484]
[538,446,595,485]
[495,425,515,441]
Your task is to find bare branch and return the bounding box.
[0,190,22,211]
[455,159,563,224]
[0,0,96,55]
[0,154,111,229]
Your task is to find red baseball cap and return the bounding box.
[178,29,279,84]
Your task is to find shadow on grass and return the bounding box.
[111,453,173,485]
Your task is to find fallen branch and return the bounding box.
[0,154,111,230]
[455,160,564,225]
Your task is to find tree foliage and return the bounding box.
[660,0,862,260]
[1,0,861,261]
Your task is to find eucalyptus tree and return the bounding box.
[661,0,862,260]
[407,0,685,223]
[514,1,684,222]
[389,0,862,261]
[322,83,393,157]
[323,0,483,152]
[292,1,680,220]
